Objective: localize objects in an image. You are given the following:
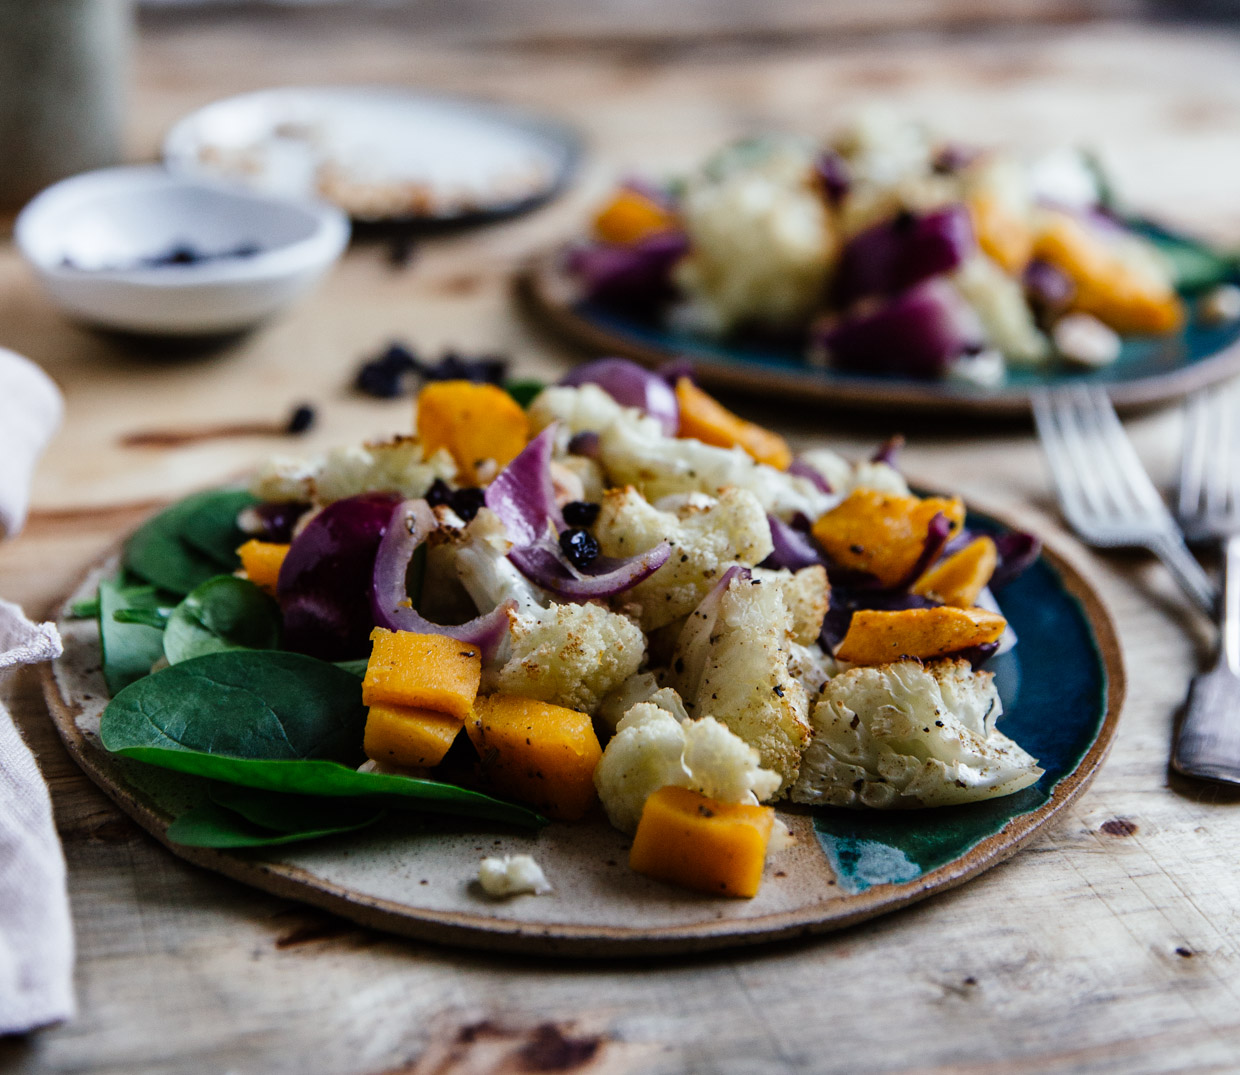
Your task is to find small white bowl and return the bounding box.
[15,165,350,336]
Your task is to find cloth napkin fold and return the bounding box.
[0,347,63,539]
[0,600,72,1035]
[0,346,71,1033]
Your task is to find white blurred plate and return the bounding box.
[164,86,579,223]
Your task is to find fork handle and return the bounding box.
[1149,533,1219,619]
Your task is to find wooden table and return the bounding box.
[3,13,1240,1074]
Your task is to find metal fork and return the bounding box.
[1172,386,1240,785]
[1032,385,1216,617]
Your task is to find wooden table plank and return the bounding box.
[2,14,1240,1075]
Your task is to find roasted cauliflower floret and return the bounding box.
[453,508,548,615]
[598,417,832,520]
[527,383,653,439]
[673,138,838,334]
[795,448,910,498]
[250,438,457,504]
[596,487,772,631]
[672,571,811,795]
[597,672,691,734]
[593,700,781,833]
[751,565,829,645]
[490,602,646,715]
[790,658,1042,809]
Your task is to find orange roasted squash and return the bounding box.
[629,785,774,898]
[675,378,792,470]
[467,694,602,821]
[362,628,481,719]
[968,189,1034,274]
[415,381,529,484]
[1033,211,1184,336]
[811,489,966,588]
[363,702,461,769]
[236,540,289,596]
[593,189,678,246]
[834,606,1007,665]
[912,536,998,608]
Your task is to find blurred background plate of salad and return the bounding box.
[524,112,1240,414]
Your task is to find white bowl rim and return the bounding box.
[14,164,351,291]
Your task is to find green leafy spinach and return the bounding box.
[124,489,256,596]
[100,649,544,829]
[163,575,281,665]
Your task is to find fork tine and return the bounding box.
[1071,386,1145,522]
[1179,391,1211,520]
[1032,388,1094,527]
[1052,389,1119,519]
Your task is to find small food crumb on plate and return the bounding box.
[477,854,552,898]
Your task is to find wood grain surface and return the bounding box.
[2,11,1240,1075]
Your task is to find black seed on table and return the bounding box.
[285,404,316,434]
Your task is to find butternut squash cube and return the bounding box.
[1033,211,1184,336]
[912,536,998,608]
[675,378,792,470]
[593,189,678,246]
[811,489,966,587]
[362,628,481,719]
[834,606,1007,665]
[236,539,289,596]
[416,381,530,484]
[629,786,774,899]
[364,702,461,769]
[968,190,1033,274]
[467,694,602,821]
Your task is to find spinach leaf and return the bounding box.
[334,658,369,678]
[166,794,384,849]
[110,750,545,828]
[101,649,546,829]
[504,378,546,408]
[70,597,100,619]
[163,575,281,665]
[1131,218,1239,294]
[124,489,255,596]
[208,782,386,834]
[101,649,367,764]
[113,607,172,630]
[99,578,169,695]
[181,490,260,568]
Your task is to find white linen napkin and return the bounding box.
[0,347,63,539]
[0,600,72,1034]
[0,347,72,1033]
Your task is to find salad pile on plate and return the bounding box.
[86,359,1044,899]
[568,109,1234,384]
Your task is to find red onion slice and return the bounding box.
[559,357,679,436]
[508,540,672,602]
[764,514,824,572]
[787,457,832,494]
[483,425,564,547]
[371,499,513,658]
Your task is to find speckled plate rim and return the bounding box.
[40,510,1124,959]
[518,249,1240,417]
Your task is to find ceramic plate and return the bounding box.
[165,87,579,223]
[520,247,1240,417]
[43,506,1122,957]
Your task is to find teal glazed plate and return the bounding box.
[44,506,1123,957]
[521,232,1240,417]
